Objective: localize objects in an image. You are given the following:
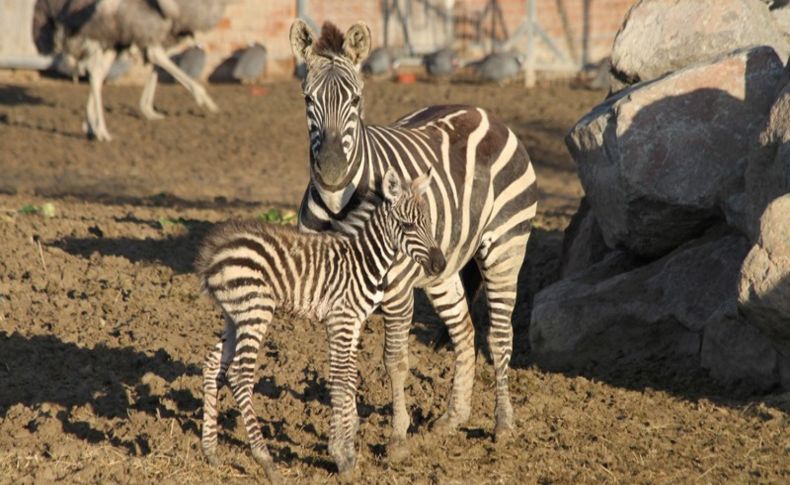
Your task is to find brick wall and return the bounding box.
[193,0,638,80]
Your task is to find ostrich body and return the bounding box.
[34,0,226,141]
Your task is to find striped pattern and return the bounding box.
[197,170,442,475]
[291,21,538,450]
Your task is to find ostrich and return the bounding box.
[33,0,227,141]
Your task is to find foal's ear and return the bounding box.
[410,167,433,198]
[290,19,315,64]
[343,22,372,66]
[382,168,403,203]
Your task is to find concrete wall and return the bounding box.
[0,0,38,56]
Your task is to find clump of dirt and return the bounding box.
[0,81,787,483]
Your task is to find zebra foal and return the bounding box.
[196,168,444,477]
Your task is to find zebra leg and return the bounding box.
[202,318,236,465]
[425,274,476,433]
[325,313,362,474]
[380,283,416,461]
[477,229,531,441]
[223,302,281,483]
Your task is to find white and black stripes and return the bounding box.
[197,169,443,476]
[290,20,538,454]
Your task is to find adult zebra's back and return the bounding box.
[291,20,538,455]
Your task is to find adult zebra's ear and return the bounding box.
[290,19,315,64]
[382,168,403,203]
[343,22,371,66]
[411,167,433,198]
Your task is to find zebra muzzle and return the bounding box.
[314,133,348,187]
[426,247,446,275]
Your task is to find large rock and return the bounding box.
[559,197,610,278]
[727,81,790,239]
[772,5,790,44]
[738,195,790,354]
[531,230,750,370]
[567,46,787,259]
[610,0,789,88]
[701,308,780,392]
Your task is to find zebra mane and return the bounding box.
[314,21,345,57]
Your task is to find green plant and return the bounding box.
[157,216,188,230]
[18,202,56,218]
[257,208,296,225]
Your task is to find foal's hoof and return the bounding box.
[252,449,282,484]
[386,436,410,463]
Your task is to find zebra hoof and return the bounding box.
[386,436,410,462]
[261,461,282,484]
[431,413,459,435]
[493,420,514,443]
[203,449,220,467]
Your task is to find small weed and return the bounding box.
[257,208,296,225]
[157,216,189,236]
[18,202,56,218]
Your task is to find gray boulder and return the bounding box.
[610,0,790,89]
[559,197,610,278]
[772,4,790,44]
[726,81,790,240]
[531,230,750,371]
[567,46,787,259]
[738,194,790,354]
[701,309,781,392]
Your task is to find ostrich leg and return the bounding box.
[84,42,116,141]
[146,45,218,112]
[139,66,165,120]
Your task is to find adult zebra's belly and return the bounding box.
[388,106,538,281]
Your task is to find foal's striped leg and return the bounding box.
[202,318,236,464]
[219,290,281,481]
[325,311,363,474]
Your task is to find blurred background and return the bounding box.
[1,0,633,83]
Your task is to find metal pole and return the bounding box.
[524,0,536,87]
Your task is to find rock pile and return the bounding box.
[531,0,790,392]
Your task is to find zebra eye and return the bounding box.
[402,222,416,230]
[304,94,313,104]
[351,95,361,106]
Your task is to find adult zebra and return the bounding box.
[290,20,537,454]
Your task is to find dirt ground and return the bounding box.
[0,79,787,484]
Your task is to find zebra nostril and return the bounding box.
[428,247,446,275]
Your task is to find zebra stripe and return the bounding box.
[197,169,444,475]
[290,20,538,450]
